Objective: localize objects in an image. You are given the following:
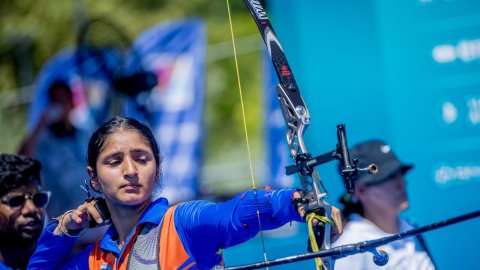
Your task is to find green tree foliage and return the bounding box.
[0,0,268,194]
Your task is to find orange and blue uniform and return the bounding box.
[28,189,303,270]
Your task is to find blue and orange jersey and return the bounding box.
[0,262,13,270]
[28,189,303,270]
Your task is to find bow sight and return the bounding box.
[285,124,378,194]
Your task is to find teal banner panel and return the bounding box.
[224,1,480,269]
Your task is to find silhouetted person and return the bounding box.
[18,81,89,218]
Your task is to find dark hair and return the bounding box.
[0,154,42,197]
[338,192,364,218]
[87,116,161,178]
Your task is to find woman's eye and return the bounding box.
[108,160,121,166]
[136,158,148,164]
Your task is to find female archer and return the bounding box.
[28,116,342,269]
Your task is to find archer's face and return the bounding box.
[0,182,45,244]
[92,129,158,208]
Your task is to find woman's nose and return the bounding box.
[123,158,138,177]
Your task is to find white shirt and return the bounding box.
[331,214,435,270]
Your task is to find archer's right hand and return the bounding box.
[54,200,105,235]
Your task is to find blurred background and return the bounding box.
[1,0,479,269]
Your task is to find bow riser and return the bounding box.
[275,84,309,158]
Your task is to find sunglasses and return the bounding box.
[1,191,51,208]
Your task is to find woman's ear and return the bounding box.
[87,166,94,178]
[87,166,101,192]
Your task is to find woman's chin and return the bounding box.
[117,194,150,207]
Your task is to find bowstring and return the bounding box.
[225,0,269,267]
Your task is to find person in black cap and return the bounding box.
[332,139,436,270]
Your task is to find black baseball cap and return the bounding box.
[347,139,413,185]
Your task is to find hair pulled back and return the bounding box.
[87,116,161,178]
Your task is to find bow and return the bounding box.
[224,1,480,270]
[237,1,332,269]
[223,0,372,269]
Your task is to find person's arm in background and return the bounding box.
[18,108,55,156]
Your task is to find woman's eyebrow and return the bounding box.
[102,152,123,161]
[131,149,152,155]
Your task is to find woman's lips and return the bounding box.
[122,183,141,191]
